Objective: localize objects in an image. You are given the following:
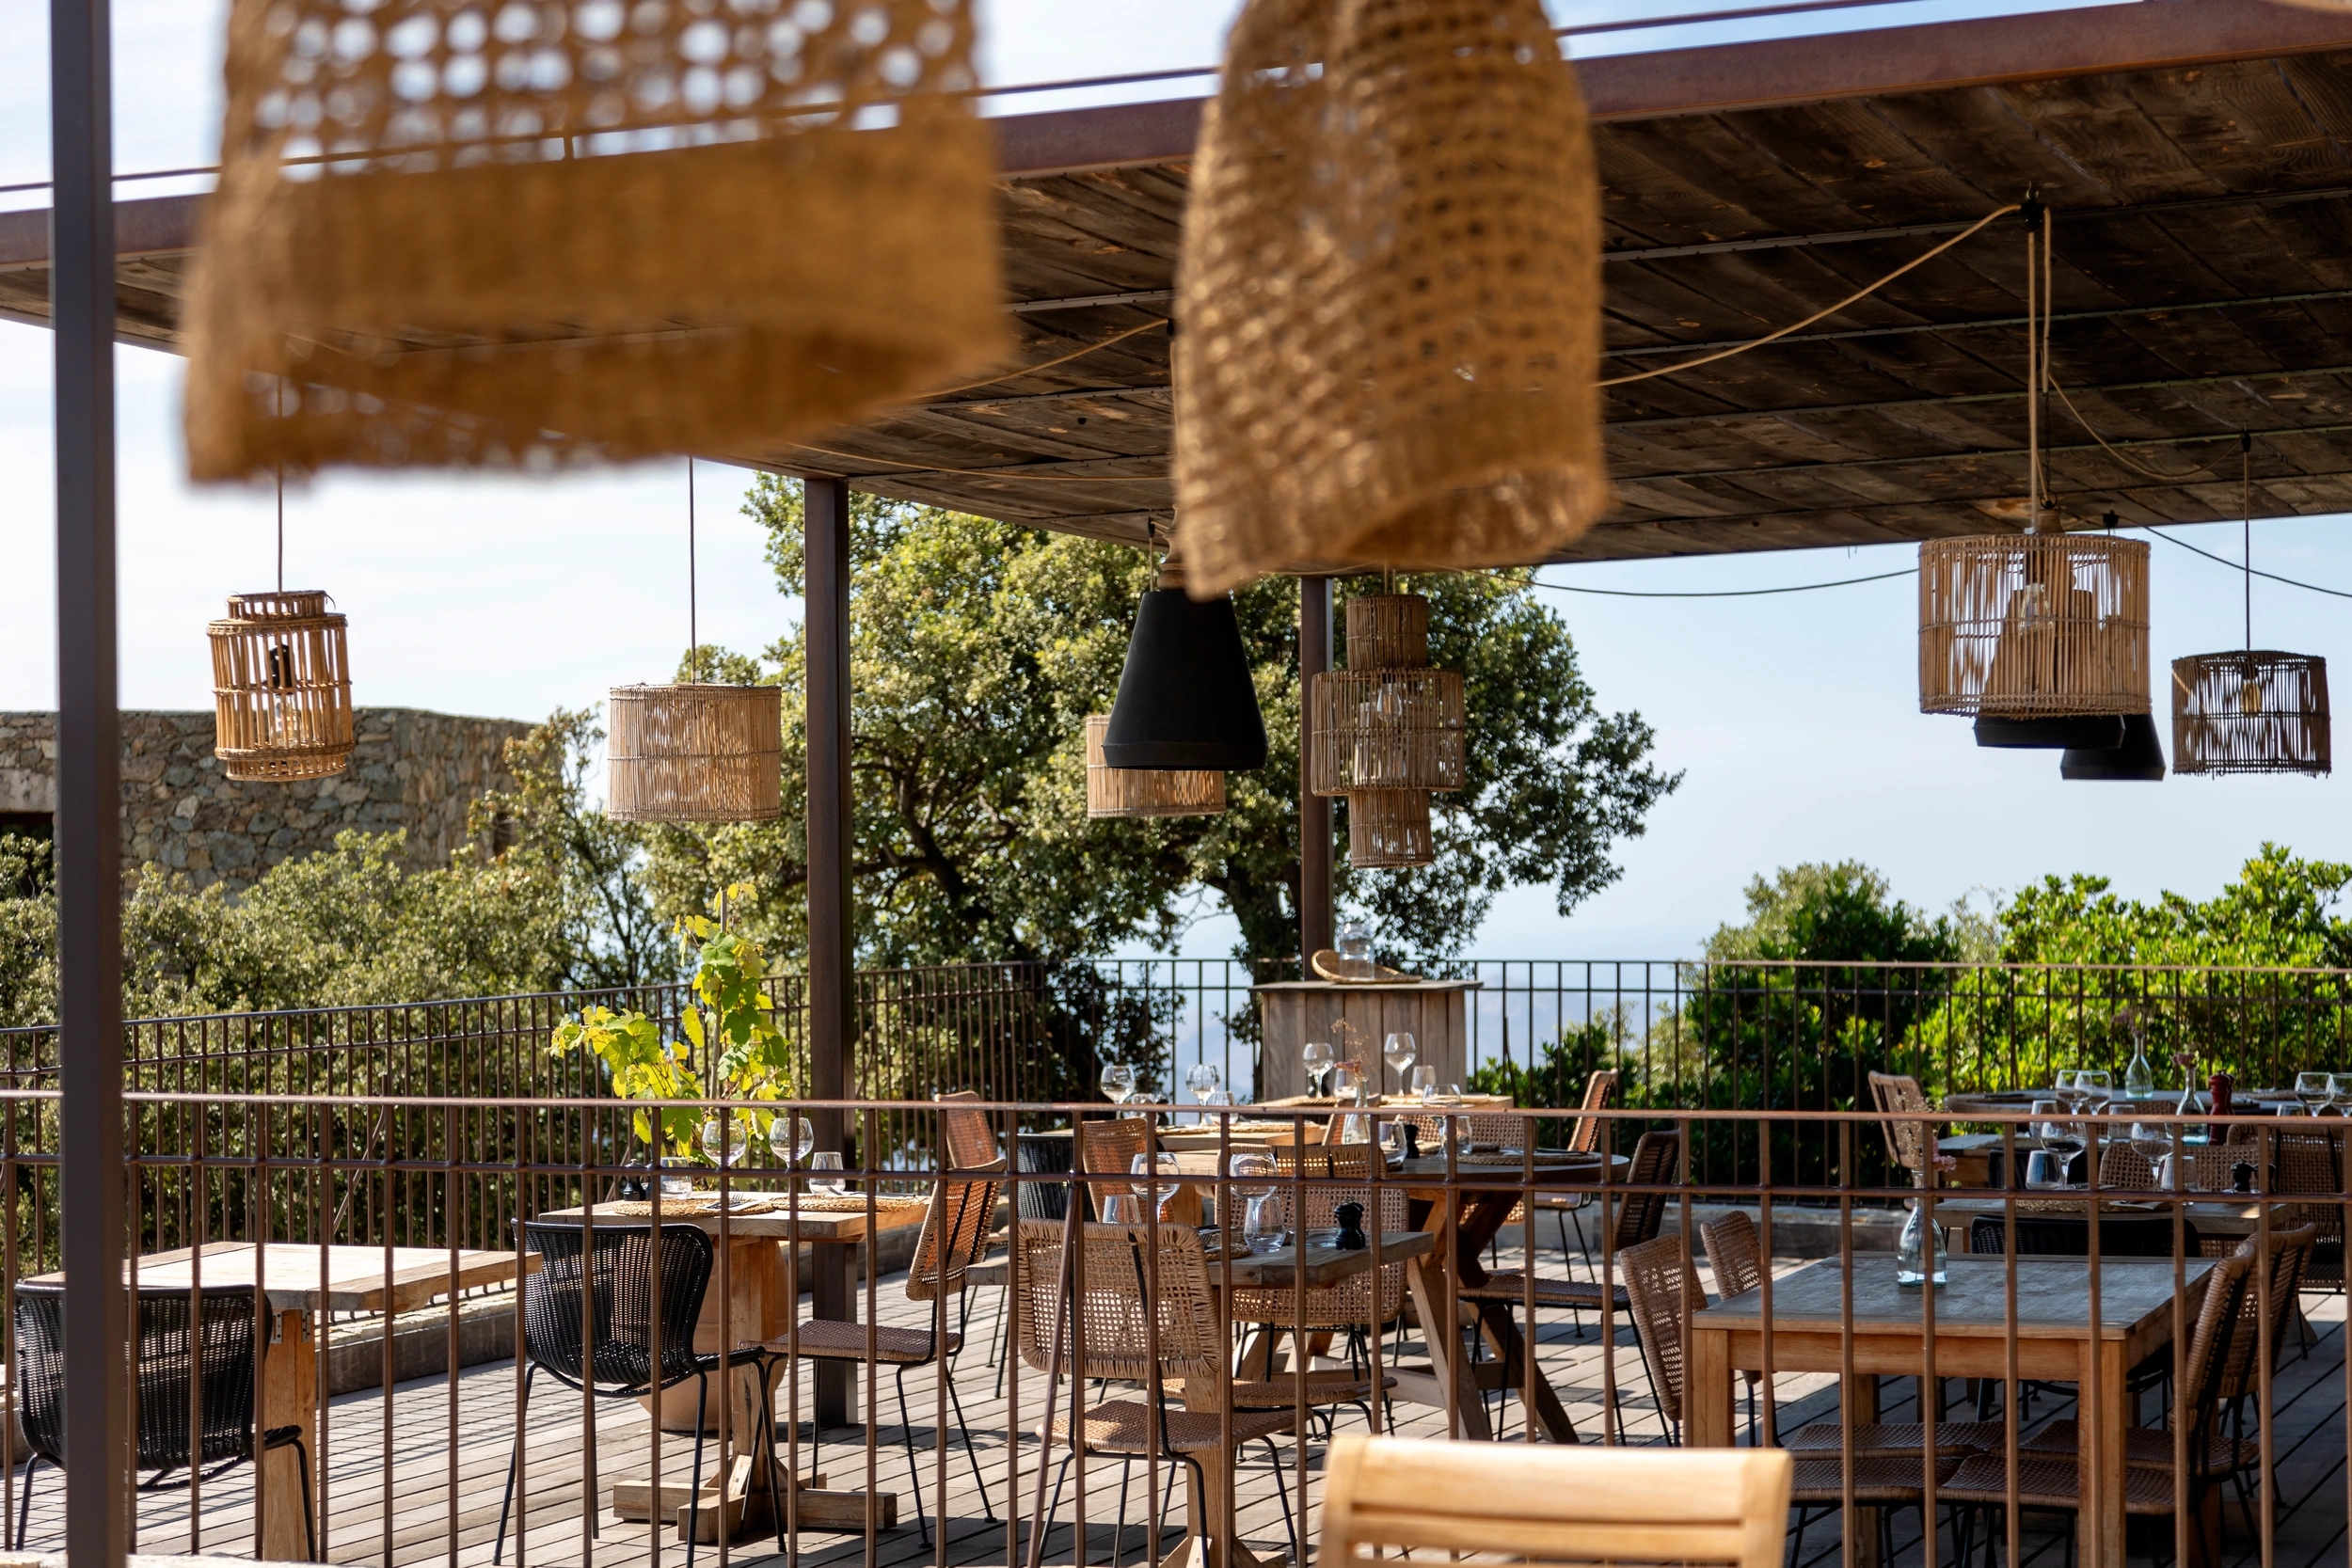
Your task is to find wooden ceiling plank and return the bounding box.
[2122,58,2352,193]
[1708,96,2008,228]
[1597,113,1877,241]
[1997,71,2233,206]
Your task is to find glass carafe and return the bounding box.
[1896,1169,1947,1288]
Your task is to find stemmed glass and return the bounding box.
[2129,1120,2174,1184]
[1102,1062,1136,1106]
[700,1115,748,1170]
[2074,1069,2112,1113]
[2053,1069,2084,1114]
[1186,1061,1223,1107]
[2297,1071,2333,1115]
[1383,1032,1418,1100]
[2331,1074,2352,1115]
[1131,1152,1183,1223]
[2035,1101,2087,1188]
[1302,1041,1335,1100]
[1230,1153,1282,1254]
[767,1115,815,1168]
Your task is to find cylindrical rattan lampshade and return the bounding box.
[1309,671,1467,795]
[1918,534,2150,717]
[208,590,354,782]
[1085,716,1225,818]
[1343,594,1430,671]
[183,0,1003,480]
[2170,652,2331,776]
[1346,792,1434,870]
[607,685,783,824]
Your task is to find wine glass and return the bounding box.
[2129,1120,2173,1181]
[2036,1104,2087,1187]
[2331,1074,2352,1114]
[807,1151,845,1194]
[2074,1069,2113,1113]
[1383,1032,1418,1099]
[1131,1152,1183,1222]
[1232,1152,1283,1254]
[1302,1041,1335,1100]
[1186,1061,1222,1106]
[767,1114,815,1168]
[2296,1070,2333,1115]
[700,1115,747,1170]
[2053,1069,2083,1114]
[1410,1065,1438,1104]
[1101,1062,1136,1106]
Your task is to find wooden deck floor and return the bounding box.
[15,1255,2346,1568]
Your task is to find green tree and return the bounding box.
[651,481,1678,971]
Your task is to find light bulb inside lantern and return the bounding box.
[2240,679,2265,717]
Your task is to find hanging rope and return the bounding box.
[275,464,284,593]
[2242,432,2253,653]
[1534,566,1915,597]
[921,318,1169,400]
[2047,375,2235,483]
[687,456,699,685]
[1598,203,2020,388]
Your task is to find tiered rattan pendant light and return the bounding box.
[210,472,353,782]
[1084,716,1225,818]
[1920,203,2151,739]
[183,0,1003,481]
[1171,0,1610,594]
[607,461,782,824]
[1311,593,1464,870]
[2171,441,2331,777]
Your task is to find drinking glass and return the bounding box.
[2053,1069,2084,1114]
[1186,1061,1222,1103]
[769,1115,815,1167]
[1335,1112,1372,1145]
[2331,1074,2352,1113]
[2297,1070,2333,1114]
[1101,1063,1136,1105]
[808,1151,845,1194]
[2129,1120,2172,1173]
[1303,1041,1335,1100]
[700,1116,747,1170]
[1383,1032,1418,1098]
[2074,1069,2112,1110]
[658,1159,697,1199]
[1132,1152,1183,1222]
[1410,1065,1438,1104]
[1232,1157,1284,1255]
[2034,1103,2087,1186]
[1332,1061,1364,1106]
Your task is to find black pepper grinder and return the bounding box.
[1332,1201,1367,1250]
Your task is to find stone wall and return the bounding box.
[0,708,532,895]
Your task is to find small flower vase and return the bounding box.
[1896,1169,1947,1289]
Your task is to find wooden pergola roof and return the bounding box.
[10,0,2352,562]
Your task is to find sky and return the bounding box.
[2,0,2345,964]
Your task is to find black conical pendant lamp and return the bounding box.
[1974,715,2124,750]
[2060,712,2166,781]
[1102,543,1268,771]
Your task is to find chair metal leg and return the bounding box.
[13,1456,39,1551]
[942,1349,997,1522]
[1110,1457,1134,1568]
[1262,1438,1299,1564]
[894,1365,930,1545]
[493,1363,536,1564]
[685,1371,708,1568]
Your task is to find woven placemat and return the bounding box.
[1454,1150,1599,1167]
[600,1193,922,1218]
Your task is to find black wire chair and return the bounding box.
[10,1281,313,1553]
[493,1220,765,1568]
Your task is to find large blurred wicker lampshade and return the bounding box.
[1101,554,1268,771]
[1085,717,1225,818]
[2171,653,2331,777]
[209,590,354,781]
[1918,534,2150,718]
[1171,0,1609,594]
[607,685,783,824]
[183,0,1004,480]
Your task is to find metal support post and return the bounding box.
[1297,576,1333,964]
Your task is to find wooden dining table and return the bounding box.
[32,1240,528,1562]
[1687,1254,2215,1568]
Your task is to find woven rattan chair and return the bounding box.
[1081,1115,1153,1220]
[493,1221,758,1567]
[1458,1129,1680,1335]
[1319,1434,1794,1568]
[1696,1211,1773,1444]
[749,1163,1004,1544]
[933,1090,1014,1373]
[1949,1252,2260,1567]
[11,1281,314,1554]
[1011,1220,1298,1566]
[1226,1178,1407,1434]
[1869,1070,1936,1179]
[1529,1070,1619,1275]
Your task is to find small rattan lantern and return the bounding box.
[1085,716,1225,818]
[1346,792,1434,870]
[607,685,783,824]
[209,590,354,782]
[2172,653,2331,776]
[1918,533,2150,717]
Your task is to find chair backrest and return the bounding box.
[1868,1070,1932,1175]
[934,1089,1001,1170]
[1569,1069,1619,1155]
[1079,1115,1152,1219]
[1320,1434,1793,1568]
[14,1281,266,1472]
[2178,1253,2256,1468]
[2219,1222,2315,1402]
[1619,1233,1706,1430]
[2098,1141,2158,1190]
[1230,1184,1411,1330]
[2272,1129,2344,1239]
[1612,1131,1682,1254]
[906,1158,1006,1304]
[1698,1210,1764,1301]
[518,1220,712,1393]
[1271,1138,1378,1181]
[1964,1212,2194,1259]
[1009,1219,1224,1394]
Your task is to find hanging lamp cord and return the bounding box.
[2243,431,2253,653]
[275,464,284,593]
[688,456,698,685]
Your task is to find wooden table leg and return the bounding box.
[2081,1339,2128,1568]
[1688,1327,1734,1449]
[648,1235,787,1434]
[1472,1304,1580,1443]
[261,1308,318,1562]
[1846,1371,1883,1568]
[1396,1252,1492,1441]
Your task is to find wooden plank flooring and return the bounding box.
[12,1255,2344,1567]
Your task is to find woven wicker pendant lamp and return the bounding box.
[209,471,354,782]
[1084,717,1225,818]
[1311,592,1464,870]
[2171,439,2330,777]
[183,0,1004,481]
[1920,202,2151,728]
[1171,0,1610,594]
[608,461,783,824]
